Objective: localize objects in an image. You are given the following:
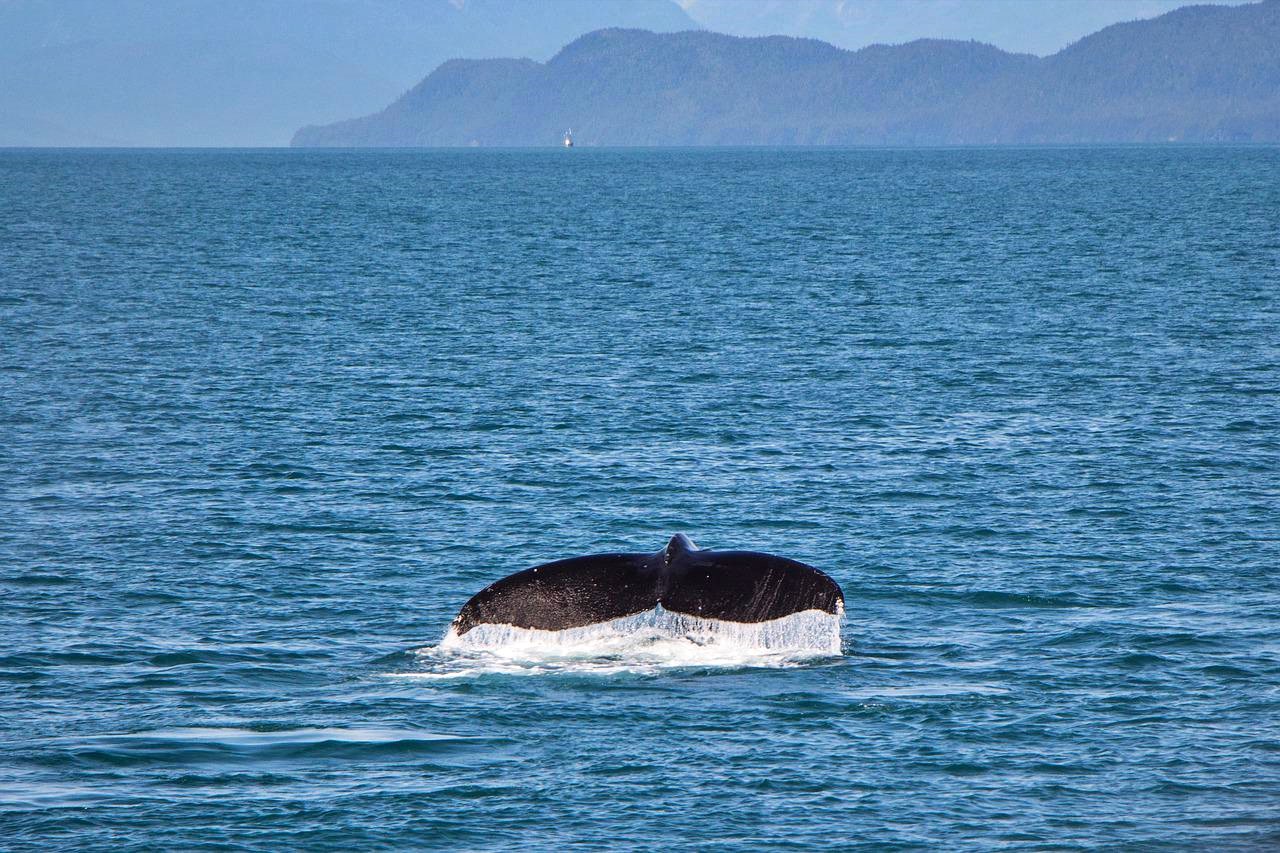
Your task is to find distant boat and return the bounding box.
[563,129,574,148]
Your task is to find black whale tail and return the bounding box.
[664,533,698,565]
[449,535,844,636]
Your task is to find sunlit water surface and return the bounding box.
[2,148,1279,850]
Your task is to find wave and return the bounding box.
[52,727,477,768]
[401,607,842,679]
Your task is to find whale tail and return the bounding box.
[450,535,843,636]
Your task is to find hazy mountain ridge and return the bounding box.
[294,0,1280,147]
[677,0,1252,58]
[0,0,696,146]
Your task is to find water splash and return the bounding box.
[402,607,842,679]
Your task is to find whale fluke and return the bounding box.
[450,535,843,636]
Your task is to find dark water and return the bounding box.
[2,147,1278,850]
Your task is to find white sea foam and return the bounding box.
[402,607,842,679]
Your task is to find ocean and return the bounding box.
[2,147,1278,850]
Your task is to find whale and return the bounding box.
[449,534,844,636]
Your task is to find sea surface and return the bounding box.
[2,147,1278,850]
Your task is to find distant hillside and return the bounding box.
[680,0,1251,58]
[0,0,695,146]
[294,0,1280,147]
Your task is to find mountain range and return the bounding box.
[680,0,1250,58]
[1,0,1273,147]
[0,0,695,146]
[293,0,1280,147]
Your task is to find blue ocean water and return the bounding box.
[2,147,1278,850]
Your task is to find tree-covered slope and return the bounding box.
[0,0,696,146]
[294,0,1280,147]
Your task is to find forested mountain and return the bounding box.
[294,1,1280,147]
[0,0,695,146]
[679,0,1249,58]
